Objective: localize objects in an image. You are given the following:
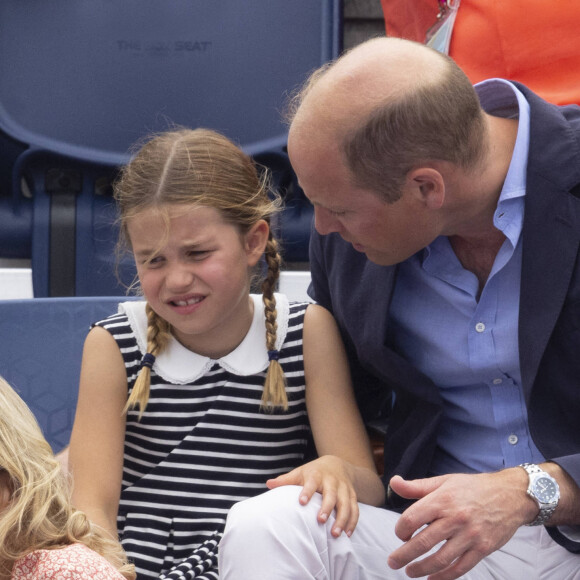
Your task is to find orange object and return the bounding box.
[381,0,438,42]
[381,0,580,105]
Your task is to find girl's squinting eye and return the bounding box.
[187,249,211,260]
[141,255,164,267]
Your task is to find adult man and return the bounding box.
[220,37,580,579]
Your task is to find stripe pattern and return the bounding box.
[95,302,310,579]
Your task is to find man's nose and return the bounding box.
[313,208,339,236]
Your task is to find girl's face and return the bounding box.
[127,205,268,358]
[0,469,11,511]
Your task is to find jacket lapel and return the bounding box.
[517,84,580,401]
[519,180,580,401]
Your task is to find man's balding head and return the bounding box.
[288,37,487,202]
[290,38,446,132]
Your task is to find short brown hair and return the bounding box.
[343,57,487,202]
[287,46,487,203]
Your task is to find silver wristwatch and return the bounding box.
[519,463,560,526]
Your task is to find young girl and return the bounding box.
[0,376,135,580]
[68,128,384,579]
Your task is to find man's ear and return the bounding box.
[245,219,270,267]
[406,167,445,210]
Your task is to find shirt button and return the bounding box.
[492,378,503,385]
[475,322,486,333]
[508,434,519,445]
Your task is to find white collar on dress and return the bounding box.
[119,293,289,385]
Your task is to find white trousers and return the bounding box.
[219,486,580,580]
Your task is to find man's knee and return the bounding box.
[221,487,332,579]
[224,485,319,539]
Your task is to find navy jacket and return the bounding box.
[308,84,580,552]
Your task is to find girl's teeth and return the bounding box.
[175,297,201,306]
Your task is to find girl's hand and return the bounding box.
[266,455,360,538]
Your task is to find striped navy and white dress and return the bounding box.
[94,293,311,580]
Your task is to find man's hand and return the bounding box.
[386,469,537,580]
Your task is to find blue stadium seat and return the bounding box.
[0,296,135,452]
[0,1,342,296]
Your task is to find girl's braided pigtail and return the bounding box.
[124,303,171,419]
[260,233,288,411]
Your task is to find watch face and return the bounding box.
[533,476,559,503]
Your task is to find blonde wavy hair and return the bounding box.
[114,128,288,416]
[0,376,135,579]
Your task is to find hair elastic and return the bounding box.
[267,349,280,362]
[140,352,156,370]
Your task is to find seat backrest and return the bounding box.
[0,1,341,295]
[0,296,132,452]
[0,1,341,164]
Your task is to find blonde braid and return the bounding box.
[124,304,171,418]
[260,234,288,411]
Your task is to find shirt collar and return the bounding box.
[475,79,530,247]
[119,293,290,385]
[424,79,530,264]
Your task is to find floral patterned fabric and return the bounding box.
[12,543,125,579]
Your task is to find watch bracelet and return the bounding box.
[519,463,558,526]
[526,503,556,526]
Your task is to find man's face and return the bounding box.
[288,132,439,266]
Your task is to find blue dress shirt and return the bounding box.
[387,79,545,476]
